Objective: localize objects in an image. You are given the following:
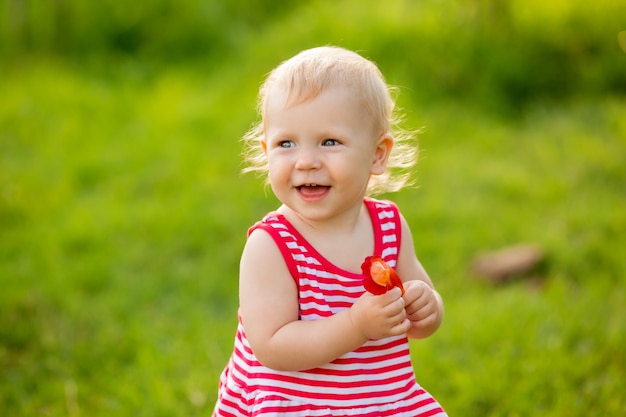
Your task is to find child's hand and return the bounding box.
[349,287,410,340]
[402,280,441,331]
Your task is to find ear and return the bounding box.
[261,139,268,155]
[371,134,393,175]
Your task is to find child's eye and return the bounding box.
[279,140,295,148]
[322,138,339,146]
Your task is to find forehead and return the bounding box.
[265,85,365,120]
[267,72,360,106]
[264,86,376,136]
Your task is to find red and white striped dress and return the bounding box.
[213,198,447,416]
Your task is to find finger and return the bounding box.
[386,287,403,300]
[406,284,434,309]
[407,309,425,322]
[387,307,407,328]
[385,295,406,315]
[404,296,427,316]
[402,282,425,305]
[389,318,411,336]
[410,310,438,329]
[379,288,403,307]
[408,302,436,322]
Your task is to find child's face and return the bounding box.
[262,85,391,222]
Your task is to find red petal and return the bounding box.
[363,276,388,295]
[361,256,405,295]
[389,269,405,295]
[361,256,375,276]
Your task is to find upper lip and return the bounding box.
[297,183,327,188]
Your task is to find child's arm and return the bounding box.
[239,229,410,372]
[396,213,445,339]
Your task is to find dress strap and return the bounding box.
[248,214,301,285]
[364,197,402,267]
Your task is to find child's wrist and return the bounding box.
[347,307,369,341]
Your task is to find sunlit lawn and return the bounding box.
[1,59,624,416]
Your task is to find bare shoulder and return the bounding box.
[240,228,284,273]
[239,228,299,340]
[240,228,296,293]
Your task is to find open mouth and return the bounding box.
[296,184,330,200]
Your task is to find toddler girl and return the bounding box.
[213,46,447,416]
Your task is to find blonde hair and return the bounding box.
[242,46,418,195]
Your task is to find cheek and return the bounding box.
[267,157,289,181]
[332,161,370,185]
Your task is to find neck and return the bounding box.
[279,201,375,273]
[279,200,366,236]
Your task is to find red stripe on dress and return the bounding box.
[252,367,413,388]
[216,389,249,416]
[254,378,420,403]
[303,360,412,377]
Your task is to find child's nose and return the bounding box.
[295,148,321,170]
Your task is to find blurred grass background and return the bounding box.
[1,0,625,416]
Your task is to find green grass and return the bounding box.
[2,58,624,417]
[2,13,626,415]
